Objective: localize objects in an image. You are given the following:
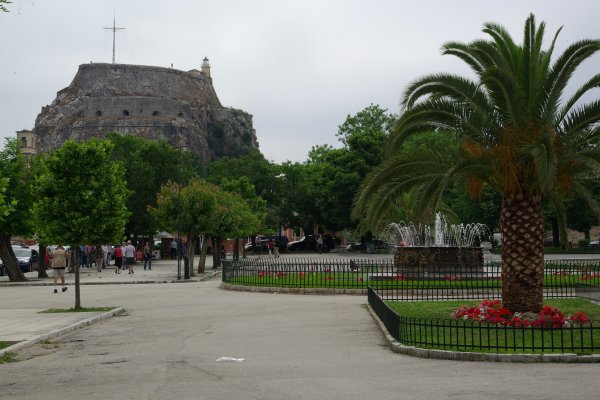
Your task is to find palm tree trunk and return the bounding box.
[501,193,544,313]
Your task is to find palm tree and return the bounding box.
[354,14,600,313]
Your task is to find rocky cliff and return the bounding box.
[32,63,259,162]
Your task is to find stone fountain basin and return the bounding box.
[394,246,484,274]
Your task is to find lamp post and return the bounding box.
[274,173,286,240]
[175,144,187,280]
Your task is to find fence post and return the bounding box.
[222,260,233,282]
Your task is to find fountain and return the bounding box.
[380,213,489,275]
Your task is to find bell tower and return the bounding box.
[201,57,211,78]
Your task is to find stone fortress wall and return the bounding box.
[31,62,258,163]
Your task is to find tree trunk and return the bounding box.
[73,246,81,309]
[187,231,196,277]
[198,236,209,273]
[233,238,239,261]
[501,193,544,313]
[68,247,76,273]
[37,243,48,278]
[0,233,26,282]
[212,237,221,269]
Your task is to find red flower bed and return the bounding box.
[450,299,590,328]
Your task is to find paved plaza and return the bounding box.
[0,254,599,399]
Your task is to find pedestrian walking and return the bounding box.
[95,245,104,272]
[170,239,177,260]
[102,244,112,266]
[114,243,123,273]
[267,239,273,257]
[120,242,127,271]
[317,235,324,254]
[273,239,280,258]
[50,245,69,293]
[86,245,95,268]
[143,241,152,270]
[125,240,136,274]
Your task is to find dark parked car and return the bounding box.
[245,236,289,254]
[287,234,334,252]
[287,236,308,251]
[345,239,389,253]
[14,247,35,273]
[0,246,38,275]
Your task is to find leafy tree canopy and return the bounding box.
[106,133,199,237]
[0,178,15,221]
[32,139,129,245]
[0,139,33,238]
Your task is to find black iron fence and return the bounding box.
[222,257,600,300]
[368,287,600,354]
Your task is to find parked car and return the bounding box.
[245,236,289,253]
[0,246,38,275]
[13,247,35,273]
[587,240,600,249]
[244,238,269,253]
[345,239,389,252]
[287,236,308,251]
[287,234,334,252]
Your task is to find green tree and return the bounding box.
[207,149,276,200]
[0,178,15,222]
[106,133,199,239]
[291,105,397,233]
[150,179,218,274]
[206,187,259,268]
[219,177,267,259]
[354,14,600,313]
[0,139,34,282]
[207,149,279,233]
[33,140,129,308]
[565,180,600,241]
[336,103,396,168]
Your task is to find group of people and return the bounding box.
[255,237,280,258]
[169,239,187,260]
[48,241,155,292]
[113,241,153,274]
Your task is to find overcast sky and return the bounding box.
[1,0,599,163]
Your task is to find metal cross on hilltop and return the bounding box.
[104,16,125,64]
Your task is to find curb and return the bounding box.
[0,270,221,287]
[0,307,126,358]
[220,283,365,295]
[365,304,600,363]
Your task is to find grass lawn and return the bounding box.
[0,341,12,350]
[227,271,597,289]
[383,298,600,354]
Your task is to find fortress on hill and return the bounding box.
[20,58,259,162]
